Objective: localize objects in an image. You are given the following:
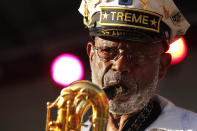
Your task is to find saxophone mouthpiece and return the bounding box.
[103,85,128,100]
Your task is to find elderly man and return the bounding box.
[79,0,197,130]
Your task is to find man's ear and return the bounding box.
[86,42,94,61]
[159,52,172,80]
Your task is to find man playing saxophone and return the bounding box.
[78,0,197,130]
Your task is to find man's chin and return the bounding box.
[108,90,154,115]
[112,90,135,103]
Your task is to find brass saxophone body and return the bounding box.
[45,80,109,131]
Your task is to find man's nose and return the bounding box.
[112,55,131,72]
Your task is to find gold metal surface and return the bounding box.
[46,80,109,131]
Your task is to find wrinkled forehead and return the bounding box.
[94,36,164,53]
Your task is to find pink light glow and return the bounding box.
[51,54,84,87]
[167,37,187,65]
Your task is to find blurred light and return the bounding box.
[167,37,187,65]
[51,54,84,87]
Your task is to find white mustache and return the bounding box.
[103,72,137,89]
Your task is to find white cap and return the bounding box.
[79,0,190,44]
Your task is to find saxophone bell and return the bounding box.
[45,80,127,131]
[45,80,109,131]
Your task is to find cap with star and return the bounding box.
[79,0,190,51]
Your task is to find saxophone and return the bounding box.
[45,80,109,131]
[45,80,127,131]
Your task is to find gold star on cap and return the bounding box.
[103,12,109,20]
[151,19,157,27]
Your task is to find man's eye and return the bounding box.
[101,48,113,53]
[98,48,116,60]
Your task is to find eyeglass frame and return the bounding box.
[93,44,163,65]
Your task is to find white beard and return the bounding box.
[108,81,157,115]
[91,56,160,115]
[108,66,159,115]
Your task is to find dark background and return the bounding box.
[0,0,197,131]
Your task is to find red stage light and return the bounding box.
[51,54,84,87]
[167,37,187,65]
